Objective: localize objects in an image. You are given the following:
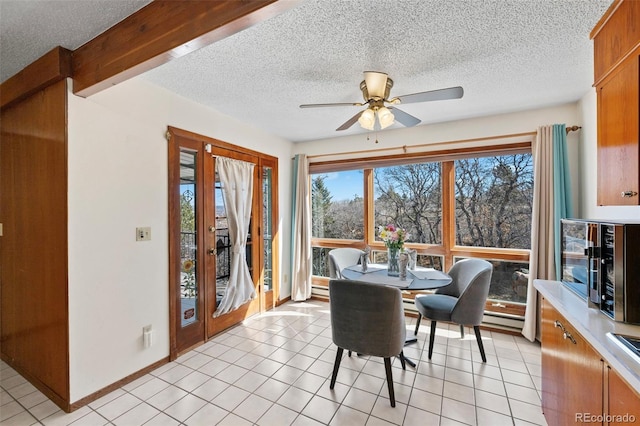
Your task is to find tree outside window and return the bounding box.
[374,163,442,245]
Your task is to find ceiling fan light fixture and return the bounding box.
[377,107,395,129]
[363,71,388,99]
[358,108,376,130]
[301,71,462,133]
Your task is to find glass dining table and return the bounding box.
[340,264,453,367]
[340,264,452,290]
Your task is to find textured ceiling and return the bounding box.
[1,0,612,143]
[0,0,151,81]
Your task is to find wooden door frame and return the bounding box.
[260,157,279,312]
[168,133,207,359]
[168,126,279,357]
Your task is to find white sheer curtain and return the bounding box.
[214,157,256,317]
[290,154,312,301]
[522,124,572,341]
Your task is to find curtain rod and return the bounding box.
[304,130,534,161]
[297,125,581,161]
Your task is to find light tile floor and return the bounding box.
[0,300,547,426]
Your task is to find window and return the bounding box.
[309,142,532,316]
[455,155,533,249]
[374,163,442,245]
[311,171,364,240]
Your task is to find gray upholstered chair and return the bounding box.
[413,258,493,362]
[328,248,364,278]
[329,279,407,407]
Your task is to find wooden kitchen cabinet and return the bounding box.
[541,299,604,425]
[541,297,640,425]
[596,57,639,206]
[607,366,640,425]
[591,0,640,206]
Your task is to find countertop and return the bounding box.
[534,279,640,393]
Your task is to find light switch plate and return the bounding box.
[136,227,151,241]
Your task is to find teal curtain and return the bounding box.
[553,124,573,280]
[290,155,300,278]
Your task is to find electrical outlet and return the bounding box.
[136,227,151,241]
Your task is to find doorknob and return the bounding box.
[208,248,216,256]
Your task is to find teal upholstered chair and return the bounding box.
[414,258,493,362]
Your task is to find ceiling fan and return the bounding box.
[300,71,463,132]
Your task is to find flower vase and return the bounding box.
[387,246,401,276]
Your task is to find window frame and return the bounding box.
[309,141,531,317]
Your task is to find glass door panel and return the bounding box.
[179,150,199,326]
[213,171,229,310]
[246,217,253,276]
[170,135,206,359]
[263,166,273,291]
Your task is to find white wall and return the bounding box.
[67,77,294,401]
[578,89,640,220]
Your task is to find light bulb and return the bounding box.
[358,108,375,130]
[377,107,395,129]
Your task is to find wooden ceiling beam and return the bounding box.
[71,0,297,97]
[0,47,72,110]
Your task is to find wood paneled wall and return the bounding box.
[0,79,70,409]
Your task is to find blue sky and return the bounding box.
[320,170,363,202]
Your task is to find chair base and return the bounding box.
[330,346,402,407]
[421,320,487,363]
[384,358,395,407]
[474,325,487,363]
[428,321,437,359]
[330,347,344,389]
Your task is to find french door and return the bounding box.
[168,127,278,358]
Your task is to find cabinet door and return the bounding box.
[607,367,640,425]
[541,299,604,425]
[592,0,640,83]
[597,56,639,206]
[541,299,564,424]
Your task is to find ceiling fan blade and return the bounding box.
[300,102,363,108]
[389,107,421,127]
[336,111,363,131]
[395,86,464,104]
